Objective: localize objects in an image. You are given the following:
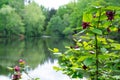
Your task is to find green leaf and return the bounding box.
[35,78,40,80]
[71,73,77,78]
[78,56,88,62]
[7,67,14,71]
[83,13,92,22]
[83,58,94,66]
[105,6,120,10]
[77,71,83,78]
[91,28,102,35]
[71,72,83,78]
[83,41,88,47]
[53,66,61,71]
[53,48,59,53]
[49,48,59,53]
[100,47,107,53]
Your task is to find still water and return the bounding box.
[0,37,74,80]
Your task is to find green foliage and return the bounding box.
[0,0,9,8]
[46,15,65,36]
[49,0,120,37]
[55,3,76,35]
[68,0,96,30]
[0,5,24,36]
[22,2,45,37]
[0,1,46,37]
[91,28,102,35]
[41,7,56,32]
[52,4,120,80]
[8,0,24,13]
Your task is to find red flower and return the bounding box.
[12,73,21,80]
[82,65,87,70]
[14,66,20,72]
[82,22,90,29]
[19,59,25,65]
[106,11,115,21]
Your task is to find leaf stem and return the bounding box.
[95,34,98,80]
[95,8,101,80]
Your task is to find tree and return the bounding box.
[0,0,9,8]
[41,6,56,32]
[62,14,73,36]
[46,15,65,37]
[22,2,45,37]
[0,5,24,37]
[56,3,76,35]
[8,0,24,14]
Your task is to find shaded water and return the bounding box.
[0,37,74,80]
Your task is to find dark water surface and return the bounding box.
[0,37,74,80]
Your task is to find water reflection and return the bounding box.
[22,60,71,80]
[0,76,9,80]
[0,37,74,79]
[0,60,71,80]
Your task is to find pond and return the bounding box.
[0,37,74,80]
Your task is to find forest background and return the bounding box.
[0,0,120,39]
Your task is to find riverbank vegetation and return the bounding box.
[51,0,120,80]
[0,0,120,39]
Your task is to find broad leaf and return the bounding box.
[49,48,59,53]
[100,47,107,53]
[83,13,92,22]
[53,66,61,71]
[91,28,102,35]
[83,58,94,66]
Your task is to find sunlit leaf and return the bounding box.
[53,48,59,53]
[83,41,88,47]
[7,67,14,71]
[83,13,92,22]
[53,66,61,71]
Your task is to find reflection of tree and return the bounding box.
[21,38,49,68]
[0,65,8,75]
[0,37,74,75]
[0,38,24,75]
[0,38,24,67]
[45,37,74,53]
[42,38,54,63]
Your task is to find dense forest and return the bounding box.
[0,0,120,39]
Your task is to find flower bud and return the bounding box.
[106,11,115,21]
[82,65,87,70]
[82,22,90,29]
[14,66,20,72]
[12,73,21,80]
[19,59,25,65]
